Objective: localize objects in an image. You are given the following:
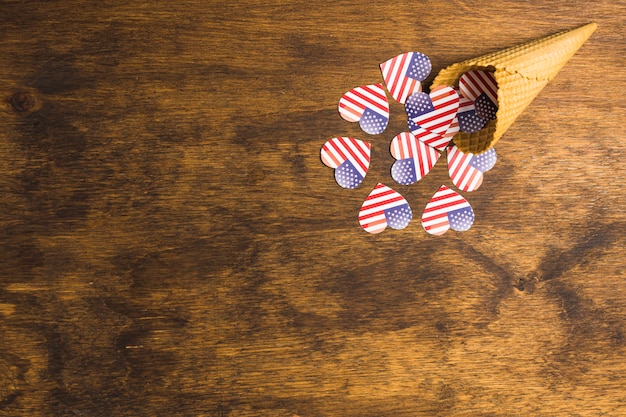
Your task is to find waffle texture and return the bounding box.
[432,23,597,154]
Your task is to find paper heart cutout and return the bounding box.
[422,185,474,235]
[447,145,497,192]
[321,137,371,189]
[359,183,412,234]
[406,86,459,150]
[380,52,431,104]
[390,132,441,186]
[338,84,389,135]
[457,96,486,133]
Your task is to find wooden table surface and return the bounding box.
[1,1,625,416]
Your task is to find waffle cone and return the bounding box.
[432,22,597,153]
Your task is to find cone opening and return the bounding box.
[445,66,501,153]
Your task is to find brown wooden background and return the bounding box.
[0,1,625,416]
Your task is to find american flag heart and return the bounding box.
[406,86,460,150]
[458,70,498,120]
[379,52,431,104]
[390,132,441,186]
[359,183,412,234]
[321,137,371,189]
[457,96,486,133]
[338,84,389,135]
[447,145,497,192]
[421,185,474,235]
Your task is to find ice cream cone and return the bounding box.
[432,22,597,154]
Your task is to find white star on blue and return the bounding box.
[407,118,421,134]
[405,92,434,120]
[391,158,418,185]
[406,52,432,81]
[474,93,498,121]
[334,159,363,189]
[384,203,412,230]
[359,108,388,135]
[470,148,497,172]
[458,109,486,133]
[448,207,474,231]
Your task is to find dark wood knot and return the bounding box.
[10,92,36,112]
[512,272,539,293]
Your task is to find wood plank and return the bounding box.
[0,1,624,415]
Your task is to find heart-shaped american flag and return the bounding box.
[359,183,412,234]
[338,84,389,135]
[457,96,486,133]
[320,137,371,189]
[379,52,431,104]
[422,185,474,235]
[390,132,441,186]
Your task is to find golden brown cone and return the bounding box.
[432,22,597,154]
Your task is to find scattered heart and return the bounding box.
[321,137,371,189]
[338,84,389,135]
[380,52,431,104]
[447,145,497,192]
[359,183,412,234]
[390,132,441,186]
[422,185,475,235]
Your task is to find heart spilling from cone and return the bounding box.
[322,23,596,234]
[432,22,597,154]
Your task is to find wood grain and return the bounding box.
[0,1,625,416]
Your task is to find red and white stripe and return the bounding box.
[380,52,422,104]
[411,127,447,151]
[447,145,483,192]
[438,89,462,141]
[442,116,459,141]
[412,86,459,136]
[390,132,440,178]
[338,84,389,122]
[320,137,371,178]
[421,185,470,236]
[411,87,460,150]
[358,183,407,234]
[458,96,476,113]
[459,70,498,104]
